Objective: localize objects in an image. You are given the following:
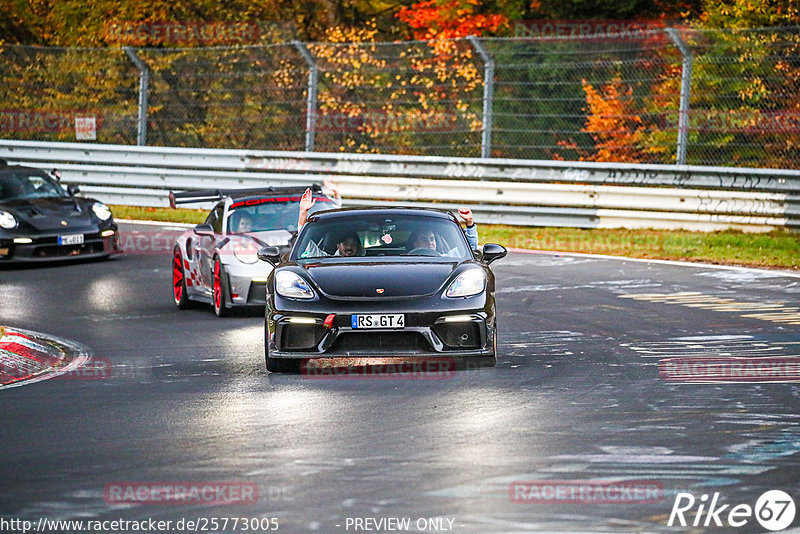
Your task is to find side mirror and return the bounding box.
[482,243,507,265]
[66,184,80,196]
[257,246,282,265]
[193,223,214,237]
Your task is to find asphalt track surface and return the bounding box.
[1,221,800,533]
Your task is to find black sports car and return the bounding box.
[0,165,121,263]
[257,207,507,373]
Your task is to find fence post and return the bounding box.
[468,36,494,159]
[123,47,149,146]
[293,41,318,152]
[665,28,693,166]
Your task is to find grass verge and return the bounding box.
[111,204,800,270]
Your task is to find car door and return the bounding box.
[195,203,224,294]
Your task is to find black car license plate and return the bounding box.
[351,314,405,329]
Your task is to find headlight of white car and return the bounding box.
[446,268,486,298]
[92,202,112,221]
[275,270,315,299]
[0,210,18,229]
[233,240,259,264]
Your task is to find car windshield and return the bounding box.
[292,214,472,260]
[226,196,333,234]
[0,170,66,201]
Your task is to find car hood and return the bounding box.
[2,197,97,231]
[300,260,461,298]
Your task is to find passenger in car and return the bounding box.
[296,188,479,250]
[230,211,254,233]
[299,229,364,258]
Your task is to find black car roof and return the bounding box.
[0,165,49,175]
[307,206,456,223]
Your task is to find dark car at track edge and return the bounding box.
[0,164,121,263]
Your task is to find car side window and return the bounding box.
[205,204,224,234]
[211,206,224,234]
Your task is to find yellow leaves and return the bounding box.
[738,76,767,101]
[323,21,378,44]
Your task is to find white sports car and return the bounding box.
[170,185,339,316]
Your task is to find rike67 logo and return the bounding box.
[669,490,796,531]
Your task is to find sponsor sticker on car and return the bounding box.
[58,234,84,245]
[351,314,405,329]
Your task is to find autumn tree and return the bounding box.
[395,0,509,40]
[684,0,800,167]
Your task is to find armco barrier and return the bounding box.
[1,140,798,231]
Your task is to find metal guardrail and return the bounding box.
[1,140,798,231]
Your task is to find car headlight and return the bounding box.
[92,202,112,221]
[0,210,18,230]
[446,268,486,298]
[275,270,315,299]
[233,240,259,264]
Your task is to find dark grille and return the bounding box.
[334,332,429,352]
[280,325,322,350]
[433,322,482,349]
[32,242,105,258]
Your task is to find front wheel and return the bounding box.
[173,247,191,309]
[213,258,232,317]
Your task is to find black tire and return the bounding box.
[172,247,192,309]
[212,257,232,317]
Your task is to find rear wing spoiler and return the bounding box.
[168,184,323,208]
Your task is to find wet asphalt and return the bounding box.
[1,222,799,533]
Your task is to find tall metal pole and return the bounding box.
[124,47,149,146]
[665,28,693,166]
[468,36,494,159]
[293,41,318,152]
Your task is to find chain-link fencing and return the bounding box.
[1,26,798,168]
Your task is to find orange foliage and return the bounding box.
[395,0,507,40]
[581,77,649,163]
